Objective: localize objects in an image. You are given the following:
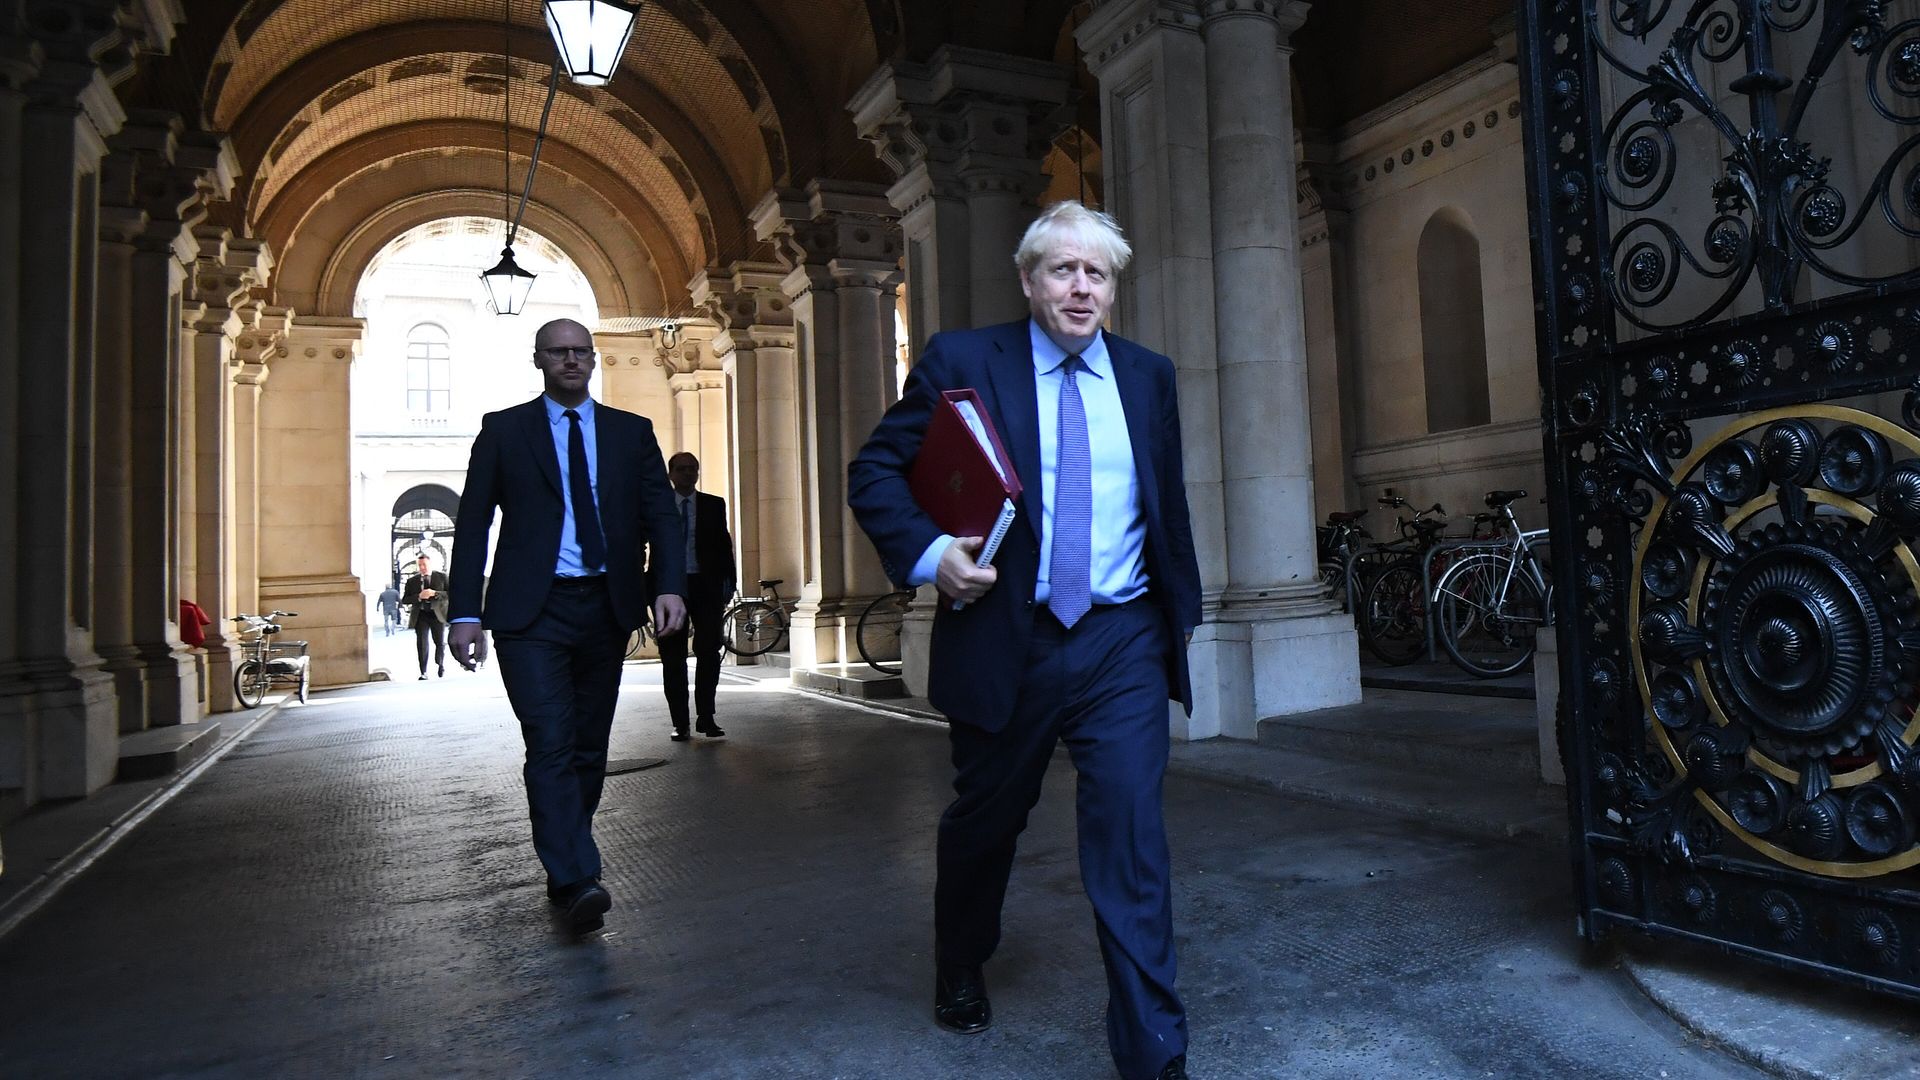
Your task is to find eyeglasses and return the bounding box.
[537,346,596,361]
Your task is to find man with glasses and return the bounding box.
[449,318,688,935]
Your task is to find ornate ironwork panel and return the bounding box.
[1518,0,1920,997]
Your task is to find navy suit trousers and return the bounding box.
[493,578,626,888]
[935,597,1185,1080]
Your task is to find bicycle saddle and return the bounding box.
[1328,510,1366,523]
[1485,489,1528,507]
[757,578,783,589]
[1410,518,1447,537]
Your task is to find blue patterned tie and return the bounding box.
[1050,355,1092,628]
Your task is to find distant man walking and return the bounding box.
[377,583,401,637]
[655,452,735,741]
[448,317,687,935]
[402,554,448,678]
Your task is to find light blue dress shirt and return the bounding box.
[545,394,605,577]
[909,321,1148,606]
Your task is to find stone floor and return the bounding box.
[0,662,1762,1079]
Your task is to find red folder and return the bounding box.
[908,388,1022,548]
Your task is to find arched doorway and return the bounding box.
[388,483,462,587]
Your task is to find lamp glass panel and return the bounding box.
[543,0,636,86]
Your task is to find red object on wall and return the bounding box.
[179,599,212,648]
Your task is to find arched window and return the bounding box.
[1417,209,1492,433]
[406,323,451,413]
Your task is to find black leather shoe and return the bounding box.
[696,719,725,738]
[417,674,428,681]
[669,729,691,742]
[933,965,990,1034]
[1155,1055,1188,1080]
[565,881,612,934]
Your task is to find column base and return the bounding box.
[787,595,889,670]
[260,574,369,688]
[98,644,150,734]
[201,640,238,714]
[898,584,938,699]
[1179,611,1360,740]
[0,657,120,801]
[136,643,201,727]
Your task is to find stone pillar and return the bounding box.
[1298,156,1361,519]
[692,264,798,605]
[850,46,1070,694]
[231,311,283,623]
[185,232,272,713]
[260,317,368,687]
[92,148,146,732]
[751,183,903,667]
[1,31,127,799]
[117,113,235,729]
[0,42,38,802]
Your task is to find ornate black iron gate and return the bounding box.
[1517,0,1920,995]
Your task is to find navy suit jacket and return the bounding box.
[451,396,686,633]
[848,320,1203,730]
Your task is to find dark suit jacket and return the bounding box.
[848,320,1203,731]
[451,396,686,633]
[649,490,735,596]
[402,570,448,627]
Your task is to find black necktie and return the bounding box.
[564,409,606,570]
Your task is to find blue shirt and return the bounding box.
[910,321,1148,605]
[545,394,605,577]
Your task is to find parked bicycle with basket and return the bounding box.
[721,578,792,658]
[1430,489,1552,678]
[230,610,309,708]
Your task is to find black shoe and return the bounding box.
[933,964,991,1034]
[564,881,612,934]
[1155,1055,1188,1080]
[696,720,725,738]
[670,729,691,742]
[437,665,445,678]
[417,674,428,681]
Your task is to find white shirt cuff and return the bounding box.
[908,535,956,587]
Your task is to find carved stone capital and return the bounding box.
[1198,0,1309,36]
[1077,0,1203,75]
[750,180,902,289]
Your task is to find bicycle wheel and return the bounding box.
[1437,554,1546,678]
[233,659,267,709]
[625,627,649,660]
[1360,561,1426,665]
[297,661,310,704]
[856,591,913,675]
[722,600,788,657]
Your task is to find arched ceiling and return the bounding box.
[180,0,902,317]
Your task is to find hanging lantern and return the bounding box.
[543,0,640,86]
[479,246,538,316]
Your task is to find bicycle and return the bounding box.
[721,578,791,657]
[1431,489,1552,678]
[1356,496,1451,666]
[1317,509,1372,612]
[624,623,651,660]
[230,610,309,708]
[856,587,917,675]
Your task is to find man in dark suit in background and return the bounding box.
[847,201,1203,1080]
[448,317,688,935]
[402,553,448,679]
[656,452,735,741]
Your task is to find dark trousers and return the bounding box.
[657,572,726,730]
[935,598,1184,1080]
[414,614,446,674]
[493,578,627,888]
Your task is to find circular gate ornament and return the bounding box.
[1631,406,1920,877]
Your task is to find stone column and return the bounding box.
[186,232,272,713]
[1297,157,1360,519]
[118,114,235,729]
[2,34,127,799]
[691,264,798,604]
[751,182,903,668]
[231,311,284,623]
[260,317,368,687]
[850,47,1070,694]
[92,148,146,732]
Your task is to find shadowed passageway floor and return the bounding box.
[0,665,1757,1079]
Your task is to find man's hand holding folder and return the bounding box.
[908,389,1023,609]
